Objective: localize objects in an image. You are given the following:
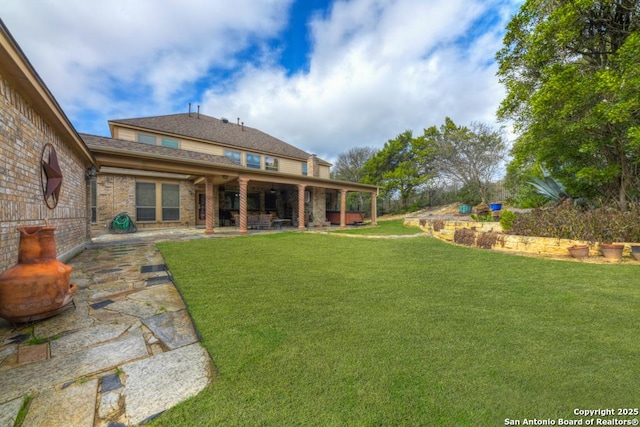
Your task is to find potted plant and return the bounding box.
[568,244,589,259]
[599,243,624,260]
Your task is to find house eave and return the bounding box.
[90,145,376,192]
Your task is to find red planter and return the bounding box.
[0,226,77,323]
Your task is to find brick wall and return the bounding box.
[91,173,196,236]
[0,73,89,272]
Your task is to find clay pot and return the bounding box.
[599,243,624,261]
[568,245,589,258]
[0,226,77,323]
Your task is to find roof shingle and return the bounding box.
[109,113,330,165]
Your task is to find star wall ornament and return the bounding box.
[41,143,63,209]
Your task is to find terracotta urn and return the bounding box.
[0,226,77,323]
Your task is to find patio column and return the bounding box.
[205,176,215,234]
[370,191,377,226]
[298,184,306,231]
[340,189,347,229]
[239,177,249,234]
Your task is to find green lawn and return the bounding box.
[153,233,640,426]
[330,218,422,235]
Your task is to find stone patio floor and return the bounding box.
[0,226,262,427]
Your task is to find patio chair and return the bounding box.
[247,215,258,229]
[258,214,272,229]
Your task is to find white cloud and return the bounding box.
[1,0,518,163]
[203,0,514,162]
[1,0,292,130]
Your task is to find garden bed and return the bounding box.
[405,217,640,262]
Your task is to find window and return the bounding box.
[223,192,240,210]
[162,184,180,221]
[302,163,308,176]
[246,153,261,169]
[265,157,278,172]
[136,182,156,221]
[161,138,179,149]
[225,149,241,164]
[137,134,156,145]
[136,182,181,222]
[90,179,97,223]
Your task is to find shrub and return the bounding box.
[500,210,517,231]
[454,228,476,246]
[509,204,640,242]
[477,231,501,249]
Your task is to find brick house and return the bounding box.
[82,112,378,236]
[0,20,97,272]
[0,18,378,264]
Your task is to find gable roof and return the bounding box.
[109,113,331,166]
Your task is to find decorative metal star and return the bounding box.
[41,144,63,208]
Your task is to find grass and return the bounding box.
[153,233,640,426]
[330,219,422,235]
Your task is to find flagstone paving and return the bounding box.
[0,228,235,427]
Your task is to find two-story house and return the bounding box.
[82,112,378,235]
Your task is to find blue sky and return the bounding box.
[1,0,521,163]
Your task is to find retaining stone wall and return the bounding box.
[405,217,637,258]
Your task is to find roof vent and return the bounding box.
[221,117,229,123]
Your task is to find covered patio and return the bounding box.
[198,173,377,234]
[86,136,378,235]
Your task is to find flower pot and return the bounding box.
[568,245,589,258]
[0,226,77,323]
[490,203,502,211]
[599,243,624,260]
[631,245,640,261]
[458,205,472,214]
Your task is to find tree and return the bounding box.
[363,130,435,210]
[332,147,376,211]
[497,0,640,211]
[332,146,376,182]
[422,118,507,203]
